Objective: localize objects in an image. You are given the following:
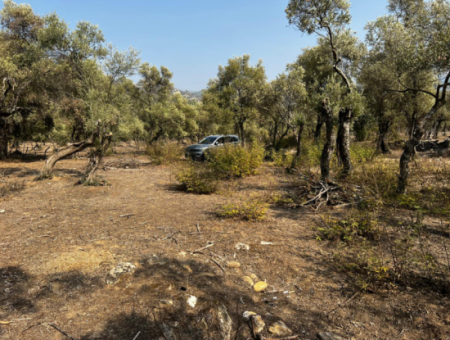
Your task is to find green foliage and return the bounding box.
[218,200,268,221]
[350,143,376,164]
[207,143,264,178]
[317,213,380,243]
[175,163,218,194]
[146,141,184,165]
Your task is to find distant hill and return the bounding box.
[173,89,202,102]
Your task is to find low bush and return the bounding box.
[317,212,380,243]
[218,200,268,221]
[176,163,218,194]
[146,141,184,165]
[207,143,264,178]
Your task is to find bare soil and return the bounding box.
[1,148,449,340]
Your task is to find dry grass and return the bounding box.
[0,143,449,339]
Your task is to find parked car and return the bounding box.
[185,135,239,160]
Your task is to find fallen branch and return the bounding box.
[211,258,226,274]
[192,243,214,253]
[120,214,135,218]
[326,289,362,315]
[48,323,78,340]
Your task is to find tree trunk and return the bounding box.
[397,103,442,193]
[376,120,392,154]
[433,119,443,139]
[320,99,335,181]
[84,133,112,185]
[314,112,324,143]
[39,123,101,179]
[397,128,423,194]
[443,122,447,136]
[290,123,304,169]
[0,127,8,160]
[238,121,245,146]
[337,108,352,175]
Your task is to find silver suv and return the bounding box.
[185,135,239,160]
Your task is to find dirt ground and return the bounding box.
[1,147,450,340]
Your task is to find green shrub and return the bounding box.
[218,200,268,221]
[207,143,264,178]
[350,143,376,164]
[176,163,217,194]
[272,150,294,168]
[147,141,184,165]
[317,213,380,243]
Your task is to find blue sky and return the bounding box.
[2,0,389,91]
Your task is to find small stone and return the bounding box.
[105,262,136,285]
[250,274,258,281]
[161,323,178,340]
[242,276,254,286]
[235,243,250,250]
[160,300,173,307]
[217,305,233,340]
[268,321,292,336]
[187,295,197,308]
[242,311,257,320]
[317,332,344,340]
[0,210,5,213]
[253,281,268,292]
[227,261,241,268]
[250,315,265,335]
[260,241,274,245]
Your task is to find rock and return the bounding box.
[161,323,178,340]
[187,295,197,308]
[260,241,274,245]
[253,281,268,292]
[235,243,250,251]
[242,311,257,320]
[159,300,173,307]
[242,276,254,286]
[105,262,136,285]
[227,261,241,268]
[268,321,292,336]
[217,305,233,340]
[317,332,344,340]
[250,273,258,281]
[0,210,5,213]
[250,315,265,336]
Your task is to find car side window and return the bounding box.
[217,137,225,144]
[230,136,238,143]
[224,137,232,143]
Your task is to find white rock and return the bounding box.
[235,243,250,250]
[187,295,197,308]
[105,262,136,285]
[261,241,274,245]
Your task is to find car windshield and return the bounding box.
[199,136,217,145]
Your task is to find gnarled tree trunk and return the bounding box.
[320,99,335,181]
[336,108,352,175]
[376,120,392,154]
[39,122,101,179]
[290,123,304,169]
[397,128,423,193]
[84,133,112,185]
[314,112,324,143]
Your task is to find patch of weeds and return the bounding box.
[270,192,295,205]
[218,199,268,221]
[317,212,380,243]
[0,181,25,197]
